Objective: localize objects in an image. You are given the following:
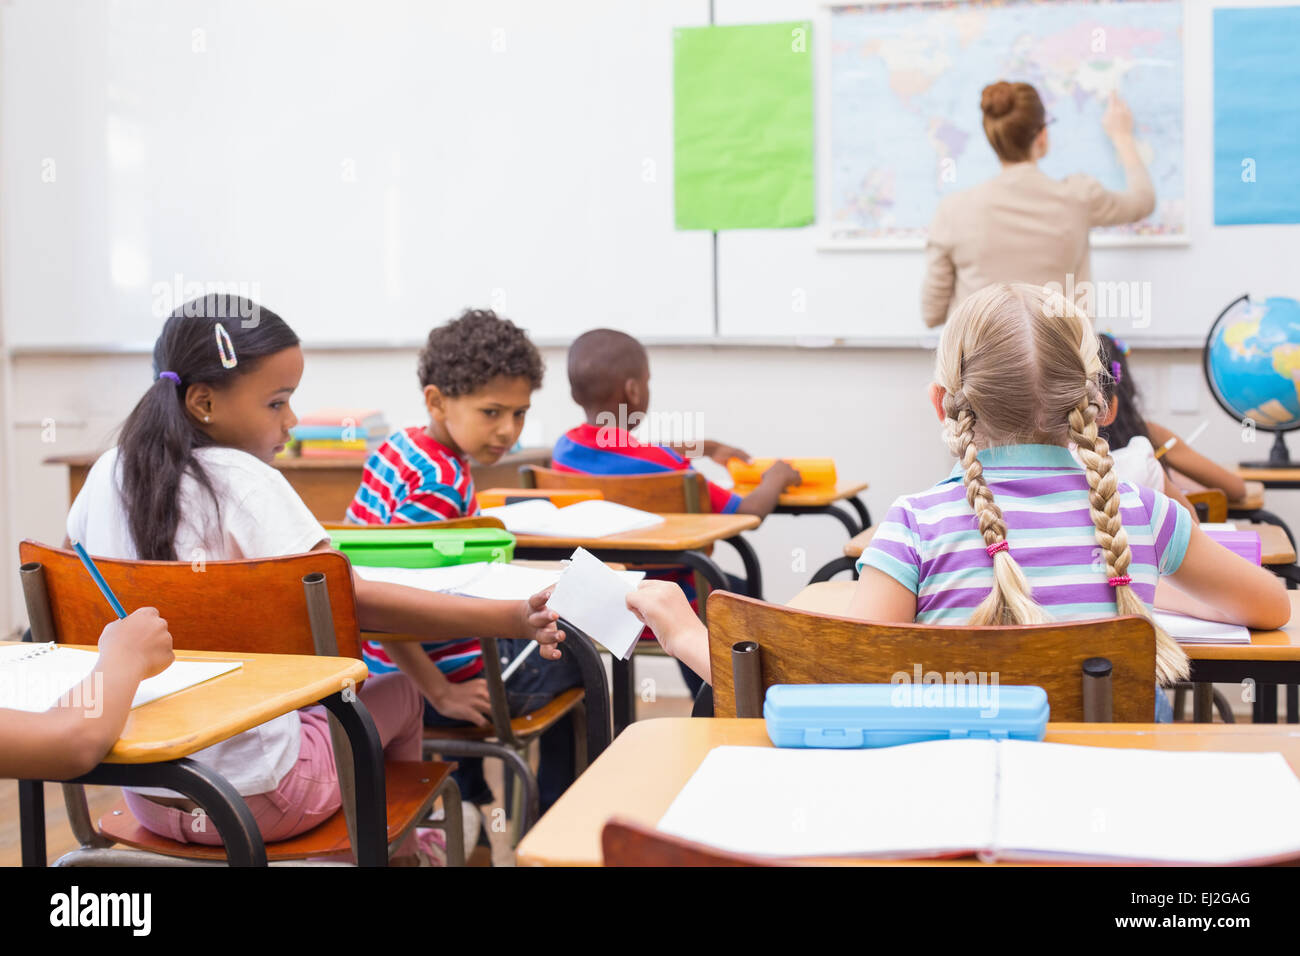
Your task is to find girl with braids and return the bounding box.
[66,295,564,856]
[624,285,1289,720]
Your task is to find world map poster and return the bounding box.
[829,0,1185,243]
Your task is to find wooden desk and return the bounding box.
[734,481,870,536]
[45,446,552,522]
[1238,467,1300,489]
[513,513,760,735]
[14,644,374,867]
[1229,480,1266,512]
[515,717,1300,867]
[787,584,1300,723]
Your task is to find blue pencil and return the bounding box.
[69,540,127,619]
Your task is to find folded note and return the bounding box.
[544,548,646,659]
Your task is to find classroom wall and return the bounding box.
[6,343,1293,644]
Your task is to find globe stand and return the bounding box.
[1241,430,1293,469]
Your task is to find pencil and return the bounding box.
[1154,437,1177,460]
[69,540,127,619]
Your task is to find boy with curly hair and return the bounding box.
[346,308,579,830]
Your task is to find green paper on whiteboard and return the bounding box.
[674,22,814,230]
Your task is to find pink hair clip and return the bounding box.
[986,541,1009,557]
[1107,574,1132,587]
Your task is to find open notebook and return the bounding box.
[0,643,241,713]
[657,742,1300,864]
[481,499,665,537]
[1152,610,1251,644]
[351,560,645,601]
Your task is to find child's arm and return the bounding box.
[379,641,492,726]
[1147,420,1248,501]
[1160,524,1290,629]
[0,608,174,780]
[846,567,919,624]
[735,461,802,518]
[626,581,711,682]
[1163,474,1200,524]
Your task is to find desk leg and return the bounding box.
[721,534,763,600]
[554,619,612,761]
[809,556,858,584]
[847,496,871,531]
[74,758,267,866]
[19,780,45,867]
[320,691,388,867]
[1192,683,1214,723]
[611,656,634,737]
[1288,685,1299,724]
[1253,684,1279,723]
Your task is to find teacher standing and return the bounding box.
[921,81,1155,328]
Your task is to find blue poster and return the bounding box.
[1214,7,1300,225]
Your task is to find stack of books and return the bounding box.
[290,408,389,459]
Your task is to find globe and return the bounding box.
[1203,295,1300,466]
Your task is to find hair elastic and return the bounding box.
[1110,361,1122,384]
[215,322,238,369]
[159,371,181,385]
[986,540,1009,557]
[1107,574,1132,588]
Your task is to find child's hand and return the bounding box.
[625,581,704,658]
[521,587,566,660]
[429,678,493,727]
[98,607,174,680]
[711,442,751,466]
[762,460,802,490]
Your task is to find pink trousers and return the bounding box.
[123,672,423,847]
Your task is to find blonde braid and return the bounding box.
[945,392,1050,626]
[1068,388,1190,684]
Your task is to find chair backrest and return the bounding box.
[18,541,363,659]
[1184,489,1228,523]
[601,819,770,867]
[520,465,708,514]
[319,516,506,531]
[705,592,1156,722]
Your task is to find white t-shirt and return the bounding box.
[66,445,329,796]
[1070,435,1166,495]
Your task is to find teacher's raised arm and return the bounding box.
[920,82,1156,328]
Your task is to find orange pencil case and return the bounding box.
[727,458,837,487]
[477,488,605,508]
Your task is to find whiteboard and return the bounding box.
[0,0,713,350]
[715,0,1299,346]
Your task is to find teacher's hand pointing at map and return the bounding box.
[1102,93,1135,141]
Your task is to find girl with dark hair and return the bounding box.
[921,81,1156,328]
[66,296,564,857]
[1097,331,1248,506]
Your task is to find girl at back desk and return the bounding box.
[67,295,565,854]
[627,284,1289,719]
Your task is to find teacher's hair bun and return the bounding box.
[981,81,1016,119]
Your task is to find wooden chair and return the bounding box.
[1185,489,1228,523]
[17,540,462,867]
[602,819,773,867]
[328,519,611,845]
[705,592,1157,722]
[520,464,708,514]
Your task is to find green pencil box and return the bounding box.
[328,527,516,568]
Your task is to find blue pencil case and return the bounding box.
[763,683,1050,749]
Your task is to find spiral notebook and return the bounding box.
[0,643,242,713]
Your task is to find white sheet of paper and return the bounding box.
[994,740,1300,864]
[1198,522,1238,531]
[544,547,646,659]
[1152,610,1251,644]
[658,742,998,858]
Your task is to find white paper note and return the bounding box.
[545,547,646,659]
[1152,610,1251,644]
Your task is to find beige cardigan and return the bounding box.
[921,161,1155,328]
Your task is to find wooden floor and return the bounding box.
[0,695,694,867]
